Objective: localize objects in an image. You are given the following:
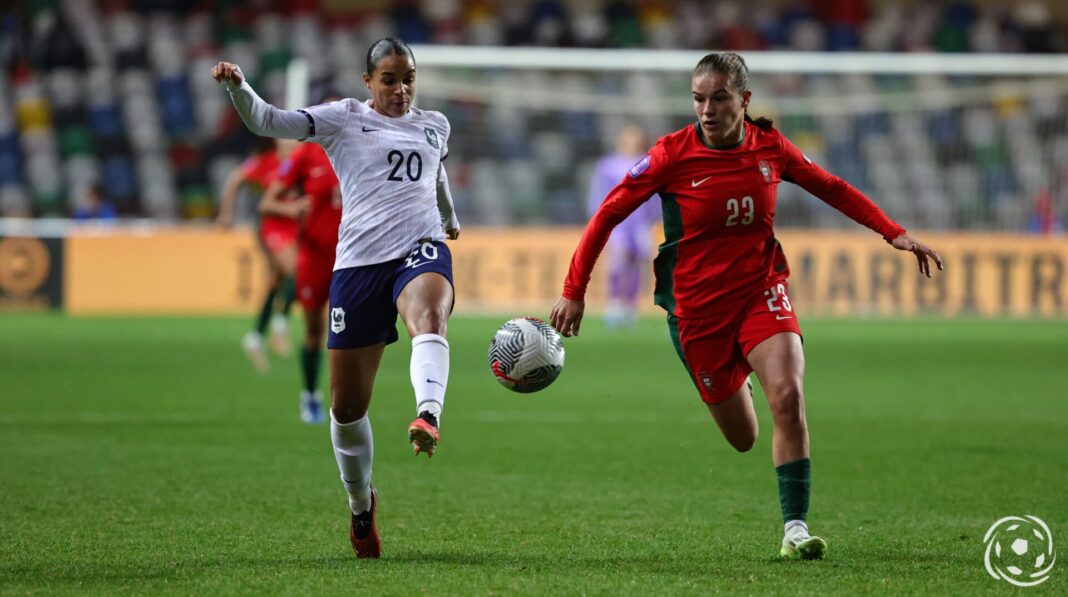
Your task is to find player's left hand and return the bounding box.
[550,296,585,338]
[445,227,460,240]
[892,233,943,278]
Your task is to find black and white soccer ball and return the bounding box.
[488,317,565,393]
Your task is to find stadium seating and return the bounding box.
[0,0,1066,231]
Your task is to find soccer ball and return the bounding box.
[488,317,565,393]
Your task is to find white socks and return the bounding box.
[410,334,449,420]
[330,412,374,514]
[785,519,809,537]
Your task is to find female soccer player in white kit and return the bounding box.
[212,38,460,559]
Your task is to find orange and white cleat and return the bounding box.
[407,412,439,457]
[349,486,380,559]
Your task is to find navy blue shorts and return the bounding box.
[328,240,454,349]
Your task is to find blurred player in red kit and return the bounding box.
[260,136,342,424]
[552,52,943,560]
[217,137,298,371]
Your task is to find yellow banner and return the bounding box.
[65,228,272,315]
[55,226,1068,318]
[450,229,1068,319]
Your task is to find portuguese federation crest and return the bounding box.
[759,160,772,183]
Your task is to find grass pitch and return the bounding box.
[1,314,1066,595]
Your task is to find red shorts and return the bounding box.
[296,247,334,312]
[259,217,298,255]
[668,281,802,404]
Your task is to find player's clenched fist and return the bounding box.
[211,62,244,86]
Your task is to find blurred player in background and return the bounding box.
[216,137,297,371]
[213,37,460,559]
[552,52,943,561]
[260,133,342,426]
[587,124,661,329]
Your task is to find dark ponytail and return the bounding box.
[695,52,773,131]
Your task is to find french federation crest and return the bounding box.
[758,160,772,183]
[330,307,346,334]
[424,127,440,149]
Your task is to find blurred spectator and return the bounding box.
[1029,189,1064,234]
[72,183,118,221]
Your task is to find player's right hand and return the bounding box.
[211,62,244,86]
[550,296,585,338]
[293,196,312,220]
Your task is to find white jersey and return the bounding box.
[225,80,457,270]
[303,99,450,269]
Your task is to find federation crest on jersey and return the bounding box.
[698,370,714,391]
[628,154,651,178]
[424,127,440,149]
[758,160,772,183]
[330,307,346,333]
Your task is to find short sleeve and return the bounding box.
[299,99,352,141]
[239,156,258,180]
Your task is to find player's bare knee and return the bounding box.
[729,431,757,452]
[411,308,448,336]
[767,381,805,425]
[331,403,368,424]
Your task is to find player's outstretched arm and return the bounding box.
[891,233,944,278]
[550,297,585,338]
[211,61,313,140]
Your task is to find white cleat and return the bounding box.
[780,529,827,560]
[300,390,325,424]
[242,331,270,373]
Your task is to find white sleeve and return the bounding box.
[299,100,352,141]
[436,163,459,230]
[224,80,314,140]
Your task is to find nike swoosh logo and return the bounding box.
[407,261,432,269]
[775,315,793,320]
[691,176,712,187]
[362,126,379,132]
[426,379,444,388]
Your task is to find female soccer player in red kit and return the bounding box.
[551,52,943,560]
[260,140,342,425]
[217,138,298,371]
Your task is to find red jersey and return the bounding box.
[242,149,298,238]
[277,143,341,255]
[564,121,906,319]
[241,150,279,192]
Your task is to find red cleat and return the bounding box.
[407,412,439,457]
[349,486,380,559]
